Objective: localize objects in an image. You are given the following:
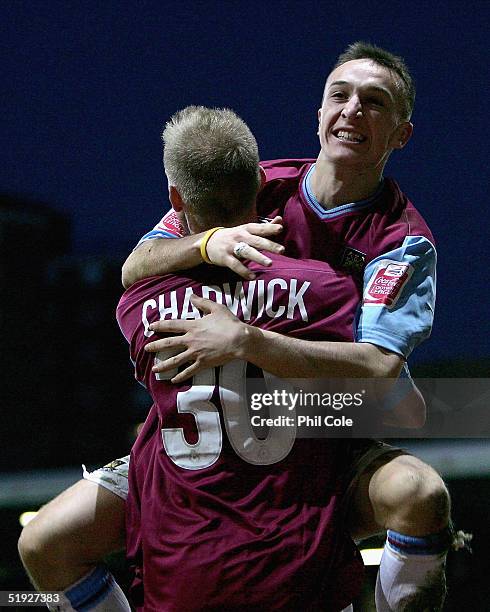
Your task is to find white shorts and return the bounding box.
[83,455,130,500]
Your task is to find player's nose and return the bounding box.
[341,96,362,119]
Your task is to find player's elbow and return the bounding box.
[364,344,404,378]
[121,260,133,289]
[386,387,427,429]
[405,405,427,429]
[407,386,427,428]
[121,253,140,289]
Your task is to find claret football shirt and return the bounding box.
[117,255,364,611]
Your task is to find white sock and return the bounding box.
[48,566,131,612]
[375,530,448,611]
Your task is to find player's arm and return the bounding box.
[122,232,206,288]
[246,327,403,377]
[144,303,426,429]
[354,236,436,359]
[254,234,437,380]
[145,235,436,383]
[377,365,427,428]
[145,302,402,381]
[121,210,285,288]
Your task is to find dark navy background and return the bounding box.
[2,1,489,364]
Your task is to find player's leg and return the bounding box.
[18,458,131,611]
[348,450,453,611]
[18,479,125,589]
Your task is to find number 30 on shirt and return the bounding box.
[155,357,296,469]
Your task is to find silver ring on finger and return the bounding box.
[233,241,249,259]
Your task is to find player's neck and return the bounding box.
[311,160,383,209]
[190,211,257,234]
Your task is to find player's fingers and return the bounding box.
[225,256,257,280]
[190,295,221,313]
[145,336,186,353]
[245,235,285,254]
[171,361,203,384]
[238,245,273,267]
[149,319,194,335]
[245,221,283,237]
[151,348,194,373]
[269,215,283,225]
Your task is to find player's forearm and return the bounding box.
[241,327,403,379]
[121,234,205,288]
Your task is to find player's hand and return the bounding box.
[205,216,284,280]
[145,296,250,383]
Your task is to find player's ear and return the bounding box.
[259,166,266,190]
[392,121,413,149]
[317,108,322,135]
[169,185,184,212]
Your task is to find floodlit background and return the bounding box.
[1,1,488,609]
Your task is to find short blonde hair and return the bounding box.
[163,106,260,228]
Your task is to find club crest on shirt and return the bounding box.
[103,458,128,472]
[340,247,366,275]
[364,261,413,308]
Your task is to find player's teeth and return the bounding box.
[337,130,363,142]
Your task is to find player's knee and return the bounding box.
[372,458,450,533]
[18,519,48,570]
[407,472,450,531]
[18,510,73,571]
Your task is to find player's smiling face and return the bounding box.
[317,59,412,172]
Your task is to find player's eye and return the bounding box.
[366,97,384,107]
[331,91,347,100]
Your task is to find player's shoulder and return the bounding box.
[118,271,198,310]
[380,178,435,245]
[260,158,315,183]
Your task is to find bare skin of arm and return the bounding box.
[144,297,427,428]
[144,296,403,383]
[121,218,285,288]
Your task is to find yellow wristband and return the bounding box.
[199,227,224,264]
